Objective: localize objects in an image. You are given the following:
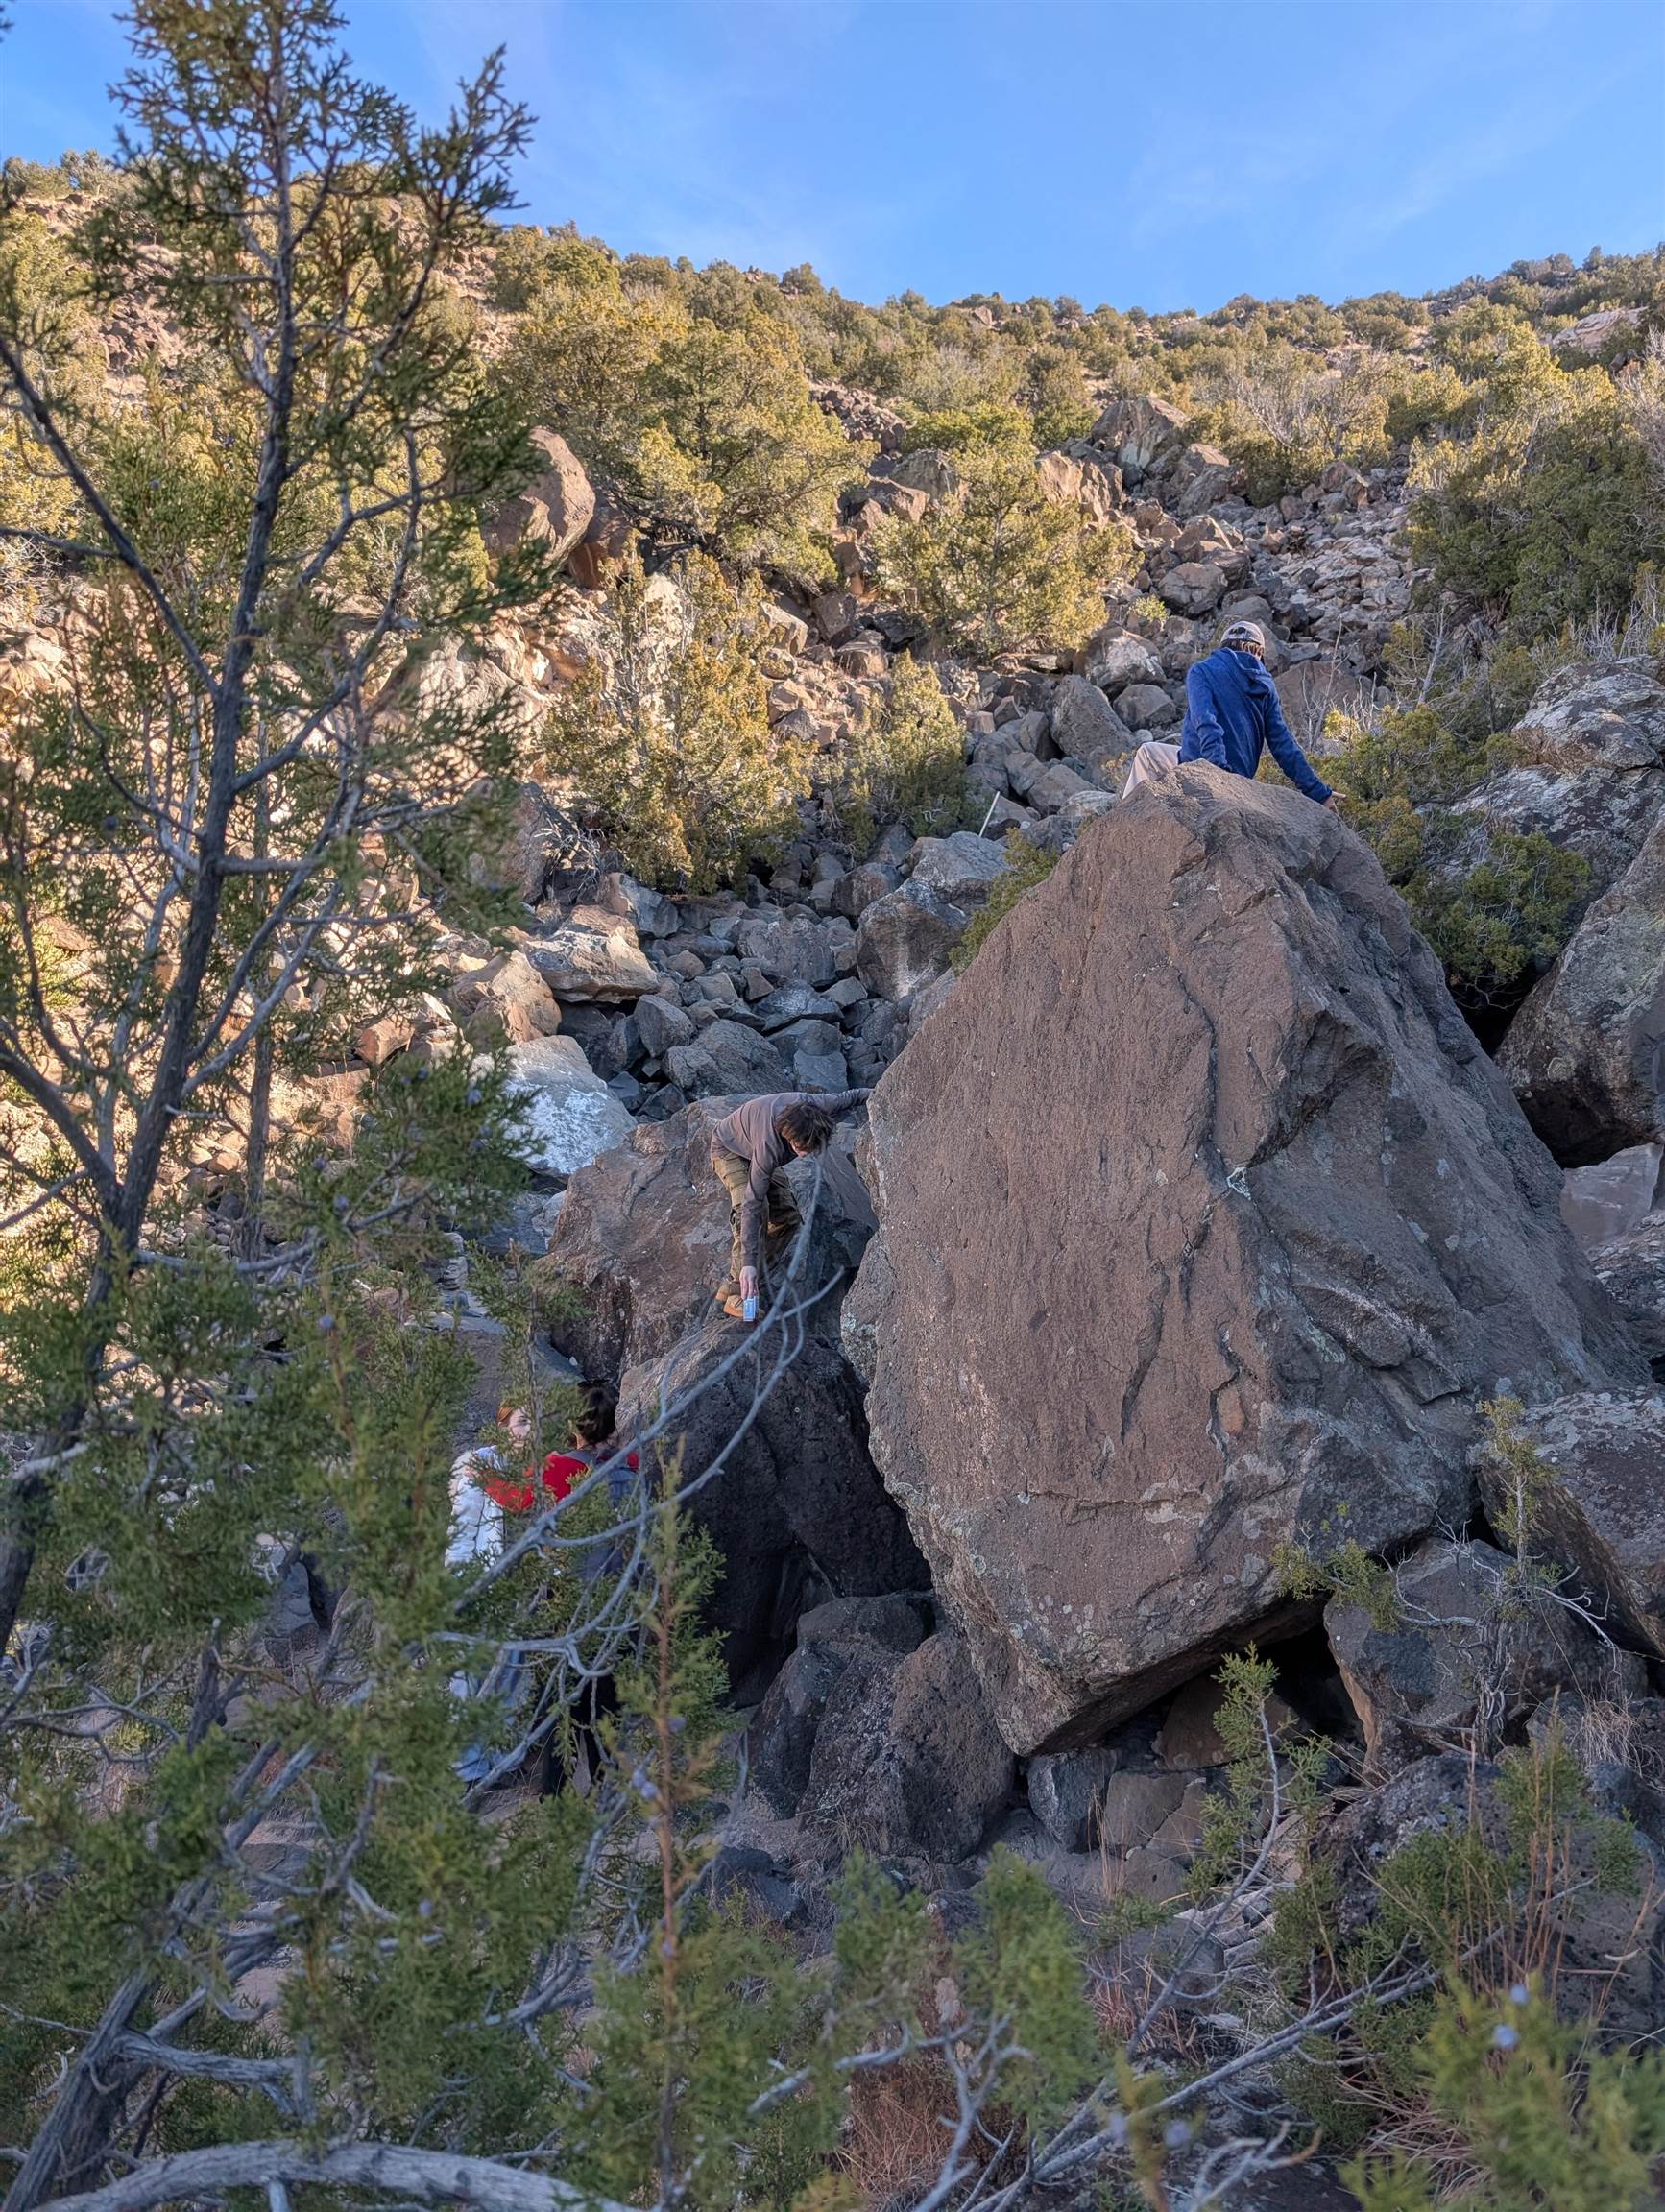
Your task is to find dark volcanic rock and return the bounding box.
[802,1628,1013,1862]
[1437,661,1665,928]
[1477,1392,1665,1661]
[1318,1750,1665,2042]
[1501,805,1665,1165]
[748,1594,929,1816]
[1592,1212,1665,1364]
[1325,1535,1637,1771]
[620,1320,928,1701]
[850,769,1642,1754]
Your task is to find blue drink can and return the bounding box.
[742,1294,758,1322]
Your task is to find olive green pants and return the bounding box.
[711,1144,802,1296]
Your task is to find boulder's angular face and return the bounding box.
[1480,1392,1665,1661]
[1501,805,1665,1166]
[619,1322,928,1703]
[1437,660,1665,922]
[850,771,1642,1755]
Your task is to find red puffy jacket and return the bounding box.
[484,1447,638,1515]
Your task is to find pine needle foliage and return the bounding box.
[870,441,1133,661]
[543,551,812,893]
[827,653,970,854]
[1347,1979,1665,2210]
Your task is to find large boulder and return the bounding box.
[451,948,562,1044]
[751,982,845,1032]
[1050,673,1134,762]
[748,1593,929,1816]
[875,447,960,507]
[801,1626,1013,1862]
[1318,1751,1665,2043]
[1562,1142,1663,1249]
[542,1099,874,1385]
[504,1034,635,1181]
[1591,1212,1665,1364]
[905,830,1011,907]
[1172,443,1246,519]
[1026,1747,1125,1853]
[855,878,969,1003]
[621,1321,929,1701]
[1087,394,1193,481]
[664,1019,788,1099]
[1477,1392,1665,1661]
[1324,1535,1636,1772]
[633,992,696,1057]
[1158,561,1227,617]
[849,771,1642,1753]
[1439,661,1665,916]
[518,905,658,1003]
[1035,446,1123,524]
[735,909,850,988]
[1172,515,1248,577]
[1500,805,1665,1164]
[482,427,595,565]
[1115,682,1180,732]
[1087,634,1165,694]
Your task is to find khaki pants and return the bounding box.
[712,1145,802,1295]
[1121,738,1181,798]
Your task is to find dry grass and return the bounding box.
[1087,1942,1209,2072]
[837,2057,958,2209]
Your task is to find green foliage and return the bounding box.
[1274,1535,1400,1631]
[871,441,1132,660]
[500,245,860,573]
[1020,347,1098,448]
[1189,1649,1328,1900]
[569,1482,831,2210]
[9,24,1665,2199]
[1477,1398,1558,1569]
[903,400,1034,456]
[1324,708,1591,998]
[826,652,969,853]
[0,203,107,607]
[1414,830,1592,998]
[543,551,811,891]
[1191,344,1391,502]
[1346,1980,1665,2211]
[952,832,1059,968]
[953,1851,1098,2127]
[1409,307,1665,642]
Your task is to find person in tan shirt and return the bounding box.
[709,1087,871,1319]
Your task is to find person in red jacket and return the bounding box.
[482,1389,638,1514]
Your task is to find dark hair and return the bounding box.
[776,1099,834,1152]
[570,1382,616,1448]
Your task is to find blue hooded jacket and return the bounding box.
[1176,646,1332,804]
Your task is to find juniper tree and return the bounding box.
[542,550,810,893]
[0,0,547,1650]
[870,438,1132,661]
[0,0,556,2194]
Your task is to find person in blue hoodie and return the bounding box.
[1121,620,1334,805]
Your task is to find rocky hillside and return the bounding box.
[256,385,1420,1174]
[8,87,1665,2209]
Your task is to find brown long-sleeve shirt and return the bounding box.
[712,1088,870,1271]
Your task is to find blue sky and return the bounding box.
[3,1,1661,310]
